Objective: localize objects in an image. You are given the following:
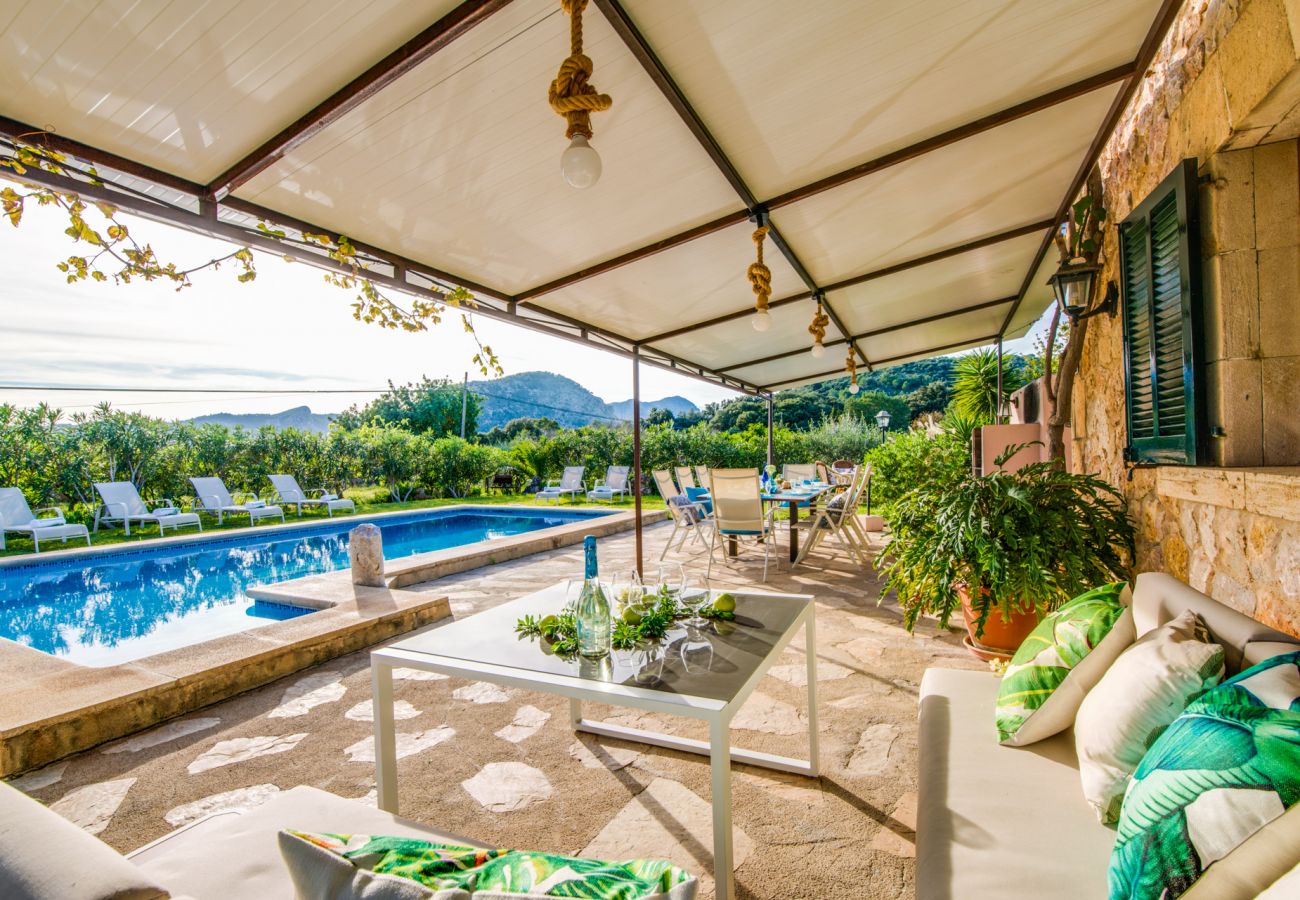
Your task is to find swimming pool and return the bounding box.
[0,507,612,667]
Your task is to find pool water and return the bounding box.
[0,507,610,667]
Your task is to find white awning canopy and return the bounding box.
[0,0,1178,395]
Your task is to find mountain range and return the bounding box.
[184,372,698,433]
[469,371,696,429]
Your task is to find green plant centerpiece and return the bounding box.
[877,445,1133,655]
[516,586,736,659]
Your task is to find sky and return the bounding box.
[0,199,1049,421]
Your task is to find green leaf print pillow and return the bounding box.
[1108,651,1300,900]
[278,830,699,899]
[996,582,1134,746]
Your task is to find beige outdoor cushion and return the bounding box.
[1074,610,1225,824]
[916,668,1116,900]
[1257,857,1300,898]
[0,781,171,900]
[1182,803,1300,900]
[130,786,481,900]
[1245,641,1300,667]
[1130,572,1299,673]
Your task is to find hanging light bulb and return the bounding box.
[811,339,826,358]
[549,0,612,189]
[849,381,860,394]
[752,308,772,331]
[561,135,602,189]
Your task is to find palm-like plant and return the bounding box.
[877,447,1134,637]
[951,348,1023,423]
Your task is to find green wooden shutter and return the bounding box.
[1120,159,1204,465]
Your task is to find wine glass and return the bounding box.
[678,573,710,627]
[656,562,685,600]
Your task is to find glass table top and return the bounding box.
[385,583,811,704]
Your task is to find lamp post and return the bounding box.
[867,408,891,514]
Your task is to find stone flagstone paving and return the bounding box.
[6,520,985,899]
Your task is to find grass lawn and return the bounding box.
[0,489,666,559]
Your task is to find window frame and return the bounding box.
[1119,158,1206,466]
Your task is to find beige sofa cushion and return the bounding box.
[130,786,481,900]
[0,782,171,900]
[1074,610,1225,824]
[1130,573,1299,673]
[916,668,1116,900]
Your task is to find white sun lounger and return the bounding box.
[93,481,202,537]
[267,474,356,517]
[535,466,584,503]
[190,477,285,526]
[0,487,90,552]
[586,465,630,502]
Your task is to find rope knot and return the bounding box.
[550,0,612,140]
[748,225,771,311]
[808,302,829,342]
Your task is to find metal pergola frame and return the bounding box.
[0,0,1185,574]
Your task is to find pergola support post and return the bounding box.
[632,346,644,578]
[995,336,1004,424]
[766,394,775,469]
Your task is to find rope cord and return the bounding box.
[748,226,772,313]
[807,299,829,344]
[845,346,857,384]
[549,0,613,140]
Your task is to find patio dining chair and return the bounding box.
[794,465,871,567]
[706,467,778,582]
[268,474,357,517]
[190,476,285,526]
[674,466,697,490]
[536,466,584,503]
[0,487,90,552]
[781,463,817,484]
[693,464,709,486]
[93,482,202,537]
[653,468,708,559]
[586,465,630,502]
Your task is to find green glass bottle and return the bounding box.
[576,535,611,659]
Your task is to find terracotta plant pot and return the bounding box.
[956,584,1040,660]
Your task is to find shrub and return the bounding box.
[424,437,504,497]
[864,429,969,514]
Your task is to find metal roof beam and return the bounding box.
[638,220,1051,345]
[758,334,1001,392]
[998,0,1184,337]
[1,152,764,397]
[515,63,1133,303]
[205,0,515,199]
[716,295,1017,374]
[590,0,868,369]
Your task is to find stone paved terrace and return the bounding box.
[6,520,984,900]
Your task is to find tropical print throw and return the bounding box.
[995,582,1128,743]
[286,832,694,899]
[1108,651,1300,900]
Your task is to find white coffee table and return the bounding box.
[370,581,819,900]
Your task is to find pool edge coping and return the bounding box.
[0,501,626,570]
[0,505,666,777]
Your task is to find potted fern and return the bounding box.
[877,448,1133,658]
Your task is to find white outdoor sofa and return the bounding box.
[586,465,630,502]
[189,476,285,526]
[0,783,697,900]
[268,474,356,517]
[92,482,202,537]
[0,487,90,552]
[535,466,584,503]
[916,572,1300,900]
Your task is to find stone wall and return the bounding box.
[1073,0,1300,636]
